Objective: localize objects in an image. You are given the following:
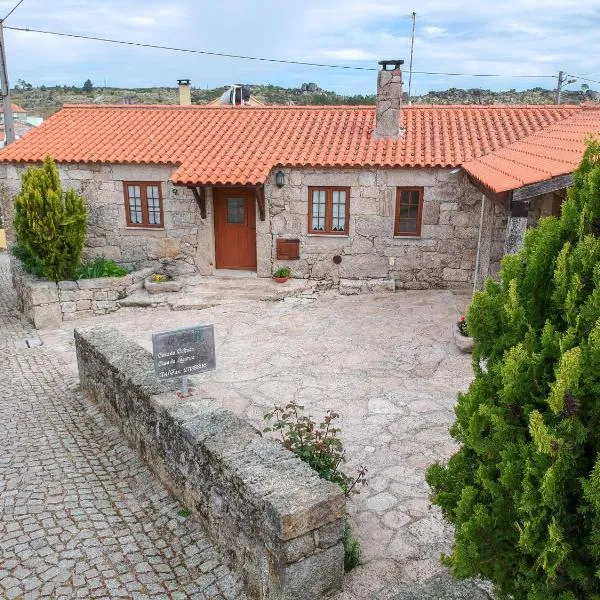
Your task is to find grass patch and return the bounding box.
[343,520,361,572]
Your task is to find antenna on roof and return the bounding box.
[408,12,416,106]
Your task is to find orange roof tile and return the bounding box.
[0,103,583,187]
[462,106,600,193]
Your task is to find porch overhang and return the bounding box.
[466,171,573,213]
[183,183,266,221]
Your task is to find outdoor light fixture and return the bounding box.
[450,167,462,174]
[275,170,285,188]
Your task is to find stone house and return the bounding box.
[1,61,599,290]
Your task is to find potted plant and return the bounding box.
[273,266,291,283]
[453,314,474,353]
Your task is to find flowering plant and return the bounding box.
[457,314,469,336]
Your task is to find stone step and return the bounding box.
[119,277,316,310]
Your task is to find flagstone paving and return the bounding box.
[1,251,490,599]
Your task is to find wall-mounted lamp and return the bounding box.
[275,170,285,188]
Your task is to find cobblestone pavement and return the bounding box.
[0,252,246,599]
[31,258,491,599]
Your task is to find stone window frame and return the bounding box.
[307,186,350,235]
[123,181,165,229]
[394,187,424,237]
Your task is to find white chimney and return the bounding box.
[373,60,404,140]
[178,79,191,106]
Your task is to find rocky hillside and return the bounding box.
[11,82,599,119]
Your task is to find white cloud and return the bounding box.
[322,49,377,61]
[423,26,447,37]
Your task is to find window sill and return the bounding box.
[393,235,422,240]
[125,226,165,231]
[306,233,349,238]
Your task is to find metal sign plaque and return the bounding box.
[152,325,216,381]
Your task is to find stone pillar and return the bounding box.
[504,198,529,255]
[473,194,494,291]
[373,60,404,140]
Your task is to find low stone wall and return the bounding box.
[74,327,345,600]
[10,255,153,329]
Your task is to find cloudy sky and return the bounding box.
[2,0,600,95]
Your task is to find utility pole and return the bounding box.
[0,19,14,145]
[407,12,416,105]
[556,70,565,105]
[555,70,577,105]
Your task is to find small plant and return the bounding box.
[75,256,128,279]
[150,273,171,283]
[343,520,361,572]
[177,508,190,518]
[273,267,291,279]
[456,314,469,336]
[263,401,367,570]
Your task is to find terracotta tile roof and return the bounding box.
[462,106,600,193]
[0,103,583,187]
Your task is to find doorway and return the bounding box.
[213,188,257,270]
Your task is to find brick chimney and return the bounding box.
[178,79,191,106]
[373,60,404,140]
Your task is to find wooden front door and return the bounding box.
[213,188,257,269]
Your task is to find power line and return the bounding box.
[4,26,378,71]
[568,74,600,85]
[3,0,25,21]
[5,25,560,80]
[412,69,555,78]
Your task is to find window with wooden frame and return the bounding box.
[123,182,164,228]
[308,187,350,235]
[394,187,423,236]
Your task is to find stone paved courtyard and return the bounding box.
[1,251,491,599]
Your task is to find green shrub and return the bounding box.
[75,256,128,279]
[426,139,600,599]
[263,401,367,571]
[13,156,87,281]
[11,243,45,277]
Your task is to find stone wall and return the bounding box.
[261,167,508,289]
[74,327,345,600]
[10,255,152,329]
[0,161,509,289]
[0,163,212,275]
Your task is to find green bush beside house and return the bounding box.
[426,139,600,599]
[14,156,87,281]
[12,156,127,281]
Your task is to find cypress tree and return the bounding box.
[426,139,600,599]
[13,156,87,281]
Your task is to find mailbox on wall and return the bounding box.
[276,238,300,260]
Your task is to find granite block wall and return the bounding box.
[261,167,509,289]
[0,162,511,289]
[74,327,345,600]
[10,254,152,329]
